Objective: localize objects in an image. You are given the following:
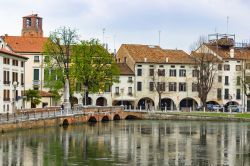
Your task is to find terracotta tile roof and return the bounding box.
[0,48,28,59]
[164,49,195,64]
[205,44,250,60]
[191,51,222,62]
[2,35,48,53]
[117,63,134,75]
[120,44,195,64]
[39,91,53,97]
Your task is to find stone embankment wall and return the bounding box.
[143,113,250,122]
[1,110,250,133]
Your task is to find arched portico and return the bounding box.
[96,97,107,106]
[137,97,154,110]
[161,98,176,111]
[206,101,220,105]
[225,101,239,106]
[82,97,92,105]
[179,97,198,111]
[71,97,78,106]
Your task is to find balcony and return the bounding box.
[3,98,10,101]
[127,79,133,83]
[128,92,133,96]
[3,81,10,85]
[33,80,41,85]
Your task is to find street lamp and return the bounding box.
[84,85,88,106]
[120,88,124,106]
[13,81,17,114]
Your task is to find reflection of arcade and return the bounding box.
[137,98,154,110]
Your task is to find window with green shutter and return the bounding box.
[33,69,39,80]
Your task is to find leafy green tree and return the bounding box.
[43,26,79,94]
[25,89,41,108]
[70,39,120,104]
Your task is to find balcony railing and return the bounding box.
[127,79,133,83]
[33,80,41,85]
[3,98,10,101]
[115,92,120,96]
[128,92,133,96]
[3,81,10,85]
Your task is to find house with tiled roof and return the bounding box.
[116,44,200,110]
[195,34,250,112]
[0,48,28,113]
[0,14,57,109]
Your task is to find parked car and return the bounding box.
[196,105,203,111]
[210,105,224,111]
[226,105,240,112]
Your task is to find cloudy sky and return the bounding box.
[1,0,250,52]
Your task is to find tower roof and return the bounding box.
[23,14,42,19]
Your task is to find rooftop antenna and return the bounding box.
[102,28,105,46]
[113,34,116,55]
[226,16,229,34]
[158,30,161,46]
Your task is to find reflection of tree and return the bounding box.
[2,121,250,165]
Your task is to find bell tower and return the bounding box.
[21,14,43,37]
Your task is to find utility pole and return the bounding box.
[102,28,105,46]
[113,35,116,55]
[158,30,161,46]
[226,16,229,34]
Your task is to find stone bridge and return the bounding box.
[0,106,147,132]
[60,107,147,126]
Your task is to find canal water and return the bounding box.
[0,120,249,166]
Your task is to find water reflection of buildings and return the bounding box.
[0,121,249,165]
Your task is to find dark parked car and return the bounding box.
[226,105,240,112]
[197,104,223,111]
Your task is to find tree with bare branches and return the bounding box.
[151,68,167,110]
[190,37,219,110]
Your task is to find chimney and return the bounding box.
[144,57,147,62]
[230,48,234,58]
[166,57,169,63]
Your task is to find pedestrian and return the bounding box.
[61,104,64,111]
[147,103,151,111]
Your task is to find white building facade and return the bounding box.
[0,14,57,109]
[0,49,28,113]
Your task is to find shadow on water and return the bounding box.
[113,114,120,121]
[125,115,140,120]
[101,116,109,122]
[62,119,69,130]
